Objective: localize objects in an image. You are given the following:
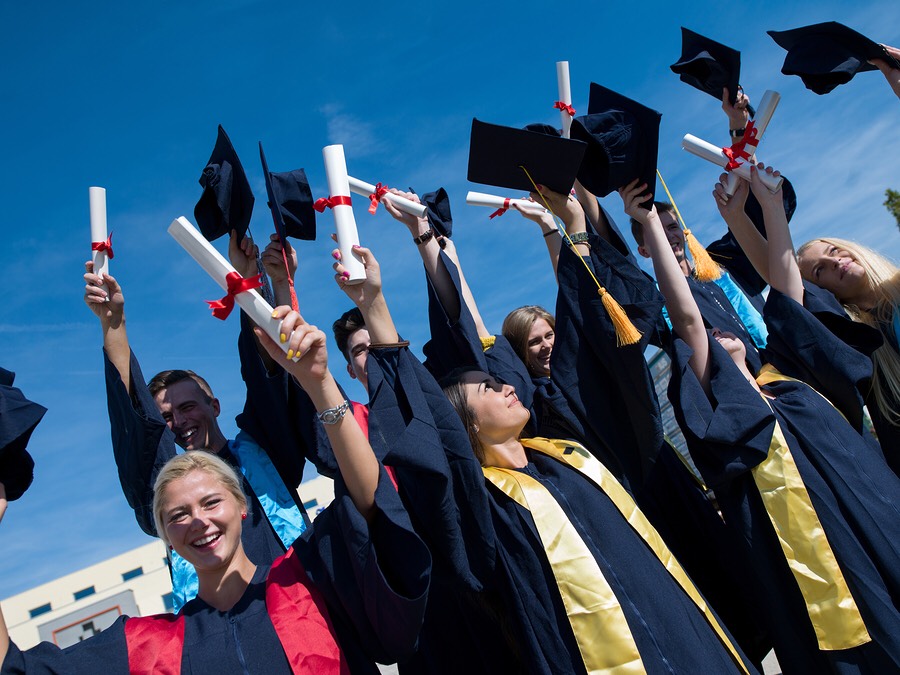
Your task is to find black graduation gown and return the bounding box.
[2,469,431,674]
[668,296,900,674]
[420,230,770,663]
[366,345,756,675]
[103,312,312,571]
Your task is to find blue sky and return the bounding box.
[1,0,898,599]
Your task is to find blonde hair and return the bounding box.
[152,451,247,546]
[798,237,900,424]
[502,306,555,371]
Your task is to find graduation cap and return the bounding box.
[570,83,661,199]
[259,143,316,242]
[670,27,744,105]
[467,119,587,195]
[193,125,255,241]
[0,368,46,501]
[421,188,453,238]
[768,22,900,95]
[522,122,562,138]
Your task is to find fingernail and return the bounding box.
[287,349,294,360]
[535,184,544,191]
[352,244,361,249]
[341,272,350,280]
[332,251,340,260]
[280,333,286,343]
[271,310,278,318]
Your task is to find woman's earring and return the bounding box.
[241,513,247,520]
[472,424,479,434]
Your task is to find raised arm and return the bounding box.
[509,197,563,277]
[750,164,802,303]
[332,244,399,346]
[713,173,771,285]
[255,313,379,521]
[84,261,129,390]
[620,180,712,392]
[722,87,751,143]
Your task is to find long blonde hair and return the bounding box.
[502,305,555,372]
[152,451,247,545]
[798,237,900,424]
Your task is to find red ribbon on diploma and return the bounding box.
[314,195,353,213]
[91,232,115,259]
[206,272,263,320]
[553,101,576,117]
[489,198,511,219]
[367,183,390,214]
[722,120,758,171]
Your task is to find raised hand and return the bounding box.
[332,243,383,310]
[713,171,750,221]
[261,233,297,285]
[530,186,586,232]
[748,163,783,213]
[618,179,656,225]
[83,261,125,326]
[722,87,751,131]
[255,308,329,393]
[228,229,259,280]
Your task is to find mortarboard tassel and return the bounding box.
[520,165,642,346]
[656,170,722,282]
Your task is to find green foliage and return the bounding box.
[885,189,900,230]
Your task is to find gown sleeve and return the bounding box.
[551,233,667,485]
[104,348,175,536]
[295,466,431,664]
[763,287,877,432]
[666,334,777,487]
[364,346,497,589]
[2,616,130,674]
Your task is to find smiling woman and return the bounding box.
[0,311,431,674]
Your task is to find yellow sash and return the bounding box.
[753,366,870,650]
[484,438,749,674]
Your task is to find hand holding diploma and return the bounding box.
[89,187,111,298]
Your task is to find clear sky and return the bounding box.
[1,0,898,599]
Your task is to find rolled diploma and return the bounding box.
[725,90,781,195]
[167,216,291,357]
[89,187,110,295]
[682,134,783,192]
[466,191,548,215]
[556,61,573,139]
[323,145,366,284]
[347,176,428,218]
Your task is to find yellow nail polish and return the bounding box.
[286,349,294,360]
[280,333,286,343]
[272,310,278,318]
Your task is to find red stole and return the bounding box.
[124,551,349,674]
[352,400,399,490]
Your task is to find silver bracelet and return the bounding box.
[317,400,350,425]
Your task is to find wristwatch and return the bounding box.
[317,400,350,425]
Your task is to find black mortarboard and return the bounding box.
[194,125,255,241]
[467,119,587,195]
[259,143,316,241]
[522,123,562,138]
[670,27,743,105]
[0,368,46,501]
[421,188,453,238]
[570,83,661,199]
[768,22,900,95]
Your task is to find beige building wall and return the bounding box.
[1,475,336,651]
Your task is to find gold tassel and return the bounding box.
[598,286,642,346]
[684,228,722,282]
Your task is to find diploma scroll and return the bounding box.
[323,145,366,284]
[724,90,781,195]
[466,191,549,216]
[347,176,428,218]
[556,61,573,139]
[167,216,293,358]
[89,186,110,296]
[682,135,783,192]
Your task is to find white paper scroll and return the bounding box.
[322,145,366,284]
[89,187,110,296]
[167,216,292,358]
[682,134,783,192]
[556,61,573,139]
[347,176,428,218]
[466,191,549,216]
[724,90,781,195]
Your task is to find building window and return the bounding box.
[303,498,319,510]
[162,593,175,612]
[29,603,51,618]
[73,586,95,601]
[121,567,144,582]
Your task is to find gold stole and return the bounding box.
[483,438,748,675]
[753,365,871,650]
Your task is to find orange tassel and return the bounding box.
[598,286,642,346]
[684,228,722,282]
